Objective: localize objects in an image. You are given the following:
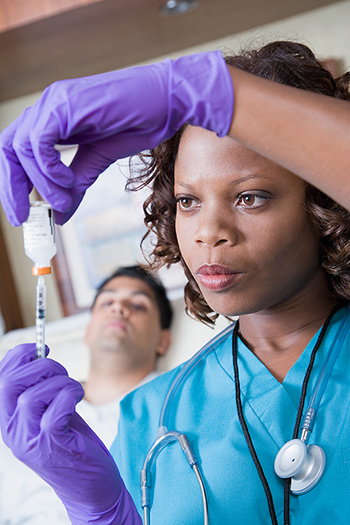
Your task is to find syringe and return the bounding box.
[23,201,57,359]
[36,276,46,359]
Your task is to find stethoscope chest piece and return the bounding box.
[274,439,326,495]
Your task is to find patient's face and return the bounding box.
[84,276,169,368]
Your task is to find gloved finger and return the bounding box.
[0,346,69,428]
[13,100,76,190]
[53,189,85,224]
[69,411,109,449]
[11,126,74,215]
[27,165,74,215]
[40,378,86,440]
[0,355,68,393]
[6,375,84,460]
[53,131,152,225]
[69,135,149,186]
[0,343,45,373]
[69,139,121,191]
[0,118,33,226]
[51,141,119,225]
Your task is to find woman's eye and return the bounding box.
[237,193,268,208]
[178,197,193,209]
[176,196,198,211]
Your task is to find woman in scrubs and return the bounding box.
[0,41,350,524]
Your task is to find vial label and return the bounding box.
[23,203,57,268]
[23,207,55,250]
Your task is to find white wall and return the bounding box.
[0,0,349,362]
[164,0,350,65]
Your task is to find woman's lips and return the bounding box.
[196,264,243,291]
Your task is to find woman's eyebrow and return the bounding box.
[175,174,273,189]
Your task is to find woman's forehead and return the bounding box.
[176,126,272,172]
[175,126,303,190]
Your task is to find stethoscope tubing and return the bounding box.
[159,322,235,429]
[301,305,350,439]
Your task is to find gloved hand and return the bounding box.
[0,344,142,524]
[0,51,233,226]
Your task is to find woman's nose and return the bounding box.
[194,208,237,247]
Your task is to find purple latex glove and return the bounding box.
[0,50,233,226]
[0,344,142,524]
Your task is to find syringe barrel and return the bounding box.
[36,276,46,359]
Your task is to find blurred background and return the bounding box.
[0,0,349,377]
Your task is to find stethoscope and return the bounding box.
[140,306,350,525]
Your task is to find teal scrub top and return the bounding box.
[110,306,350,524]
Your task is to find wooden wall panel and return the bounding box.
[0,0,103,32]
[0,0,338,102]
[0,219,24,332]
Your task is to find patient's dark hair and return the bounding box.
[128,41,350,325]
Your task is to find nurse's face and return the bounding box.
[174,126,324,317]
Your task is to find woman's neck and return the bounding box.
[238,293,337,383]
